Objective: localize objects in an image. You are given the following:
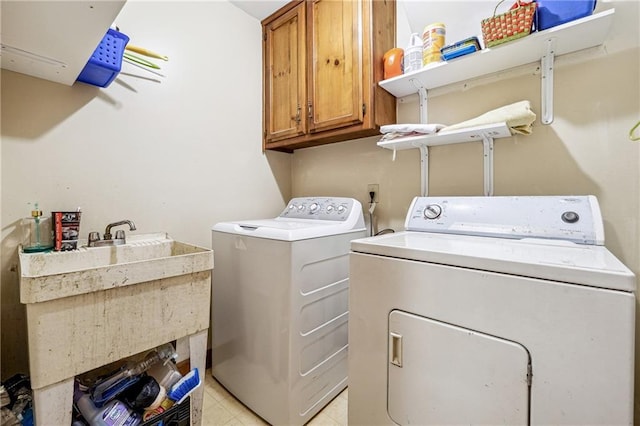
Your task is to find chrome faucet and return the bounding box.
[88,220,136,247]
[104,220,136,240]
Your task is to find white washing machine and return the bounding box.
[349,196,635,425]
[211,197,366,426]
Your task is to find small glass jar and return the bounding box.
[22,208,53,253]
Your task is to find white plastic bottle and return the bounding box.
[403,33,423,73]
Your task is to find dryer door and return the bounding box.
[388,310,531,425]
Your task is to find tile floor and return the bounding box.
[202,369,348,426]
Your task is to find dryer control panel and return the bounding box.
[405,196,604,245]
[280,197,359,222]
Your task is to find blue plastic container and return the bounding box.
[441,37,481,61]
[536,0,597,31]
[76,29,129,88]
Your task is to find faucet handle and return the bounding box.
[88,232,100,244]
[115,230,126,240]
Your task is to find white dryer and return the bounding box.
[211,197,366,426]
[349,196,635,425]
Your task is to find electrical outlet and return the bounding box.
[367,184,379,203]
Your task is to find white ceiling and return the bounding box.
[401,0,609,49]
[227,0,499,46]
[228,0,289,21]
[228,0,609,50]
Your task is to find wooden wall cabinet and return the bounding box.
[262,0,396,153]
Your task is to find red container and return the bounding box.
[52,211,81,251]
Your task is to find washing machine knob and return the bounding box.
[310,203,319,213]
[326,205,335,213]
[423,204,442,220]
[297,204,305,211]
[337,205,346,213]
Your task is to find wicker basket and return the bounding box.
[481,0,536,48]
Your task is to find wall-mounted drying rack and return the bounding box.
[378,122,512,196]
[379,9,615,125]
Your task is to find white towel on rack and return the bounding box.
[380,123,446,135]
[439,101,536,135]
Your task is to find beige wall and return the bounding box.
[1,1,291,378]
[293,0,640,416]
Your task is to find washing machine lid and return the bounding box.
[213,218,365,241]
[213,197,366,241]
[351,231,635,292]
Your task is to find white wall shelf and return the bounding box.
[379,9,614,98]
[378,123,513,197]
[377,10,614,196]
[378,122,511,150]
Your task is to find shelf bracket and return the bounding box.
[541,38,556,125]
[416,86,428,124]
[417,85,429,196]
[482,135,494,196]
[419,145,429,196]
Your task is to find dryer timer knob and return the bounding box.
[561,211,579,223]
[423,204,442,220]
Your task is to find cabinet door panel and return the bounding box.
[308,0,363,133]
[264,4,306,144]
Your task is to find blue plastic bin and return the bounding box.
[76,29,129,88]
[536,0,597,31]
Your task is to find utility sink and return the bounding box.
[19,233,213,425]
[20,232,213,304]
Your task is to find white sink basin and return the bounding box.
[20,232,214,304]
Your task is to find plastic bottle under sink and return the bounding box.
[74,386,141,426]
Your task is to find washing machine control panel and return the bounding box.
[405,196,604,245]
[280,197,358,221]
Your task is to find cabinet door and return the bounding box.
[307,0,363,133]
[263,3,307,145]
